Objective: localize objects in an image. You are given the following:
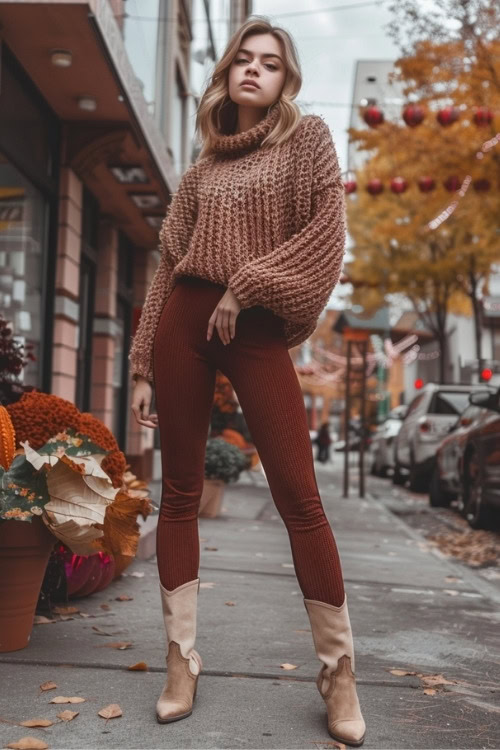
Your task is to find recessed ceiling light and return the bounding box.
[51,49,72,67]
[78,96,97,111]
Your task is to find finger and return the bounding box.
[207,312,216,341]
[229,312,236,340]
[221,308,230,345]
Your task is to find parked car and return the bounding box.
[393,383,490,492]
[430,386,500,529]
[369,405,408,477]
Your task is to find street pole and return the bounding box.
[358,339,368,498]
[343,338,352,498]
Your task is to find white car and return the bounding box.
[369,405,408,477]
[393,383,488,492]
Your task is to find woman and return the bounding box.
[129,17,366,747]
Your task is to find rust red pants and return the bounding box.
[152,274,345,606]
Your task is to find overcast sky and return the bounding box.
[252,0,401,172]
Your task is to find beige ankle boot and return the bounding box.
[303,594,366,747]
[156,577,202,723]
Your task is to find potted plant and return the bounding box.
[199,438,248,518]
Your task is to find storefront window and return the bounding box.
[0,152,47,388]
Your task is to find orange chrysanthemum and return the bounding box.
[6,391,81,450]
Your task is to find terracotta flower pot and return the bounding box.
[0,517,56,652]
[199,479,225,518]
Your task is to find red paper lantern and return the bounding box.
[437,107,459,126]
[418,176,436,193]
[363,105,384,127]
[366,178,384,195]
[344,180,357,194]
[403,104,425,127]
[473,178,491,192]
[473,107,493,126]
[390,177,408,194]
[443,175,462,192]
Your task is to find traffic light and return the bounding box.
[480,367,493,382]
[414,378,424,389]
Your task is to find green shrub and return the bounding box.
[205,438,248,483]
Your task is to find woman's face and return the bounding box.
[228,33,286,110]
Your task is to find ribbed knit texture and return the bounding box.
[154,275,345,607]
[128,107,346,381]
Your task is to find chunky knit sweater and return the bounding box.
[129,105,346,382]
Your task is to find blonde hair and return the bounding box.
[195,16,303,159]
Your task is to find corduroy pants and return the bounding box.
[152,274,345,606]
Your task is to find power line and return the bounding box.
[117,0,390,24]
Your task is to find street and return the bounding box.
[1,454,499,750]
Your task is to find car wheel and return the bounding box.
[392,459,405,486]
[428,464,451,508]
[462,455,494,530]
[409,453,429,493]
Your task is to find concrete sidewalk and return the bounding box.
[1,460,499,749]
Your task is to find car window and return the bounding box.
[429,391,471,415]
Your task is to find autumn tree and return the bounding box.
[346,0,500,380]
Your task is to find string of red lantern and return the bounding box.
[363,104,494,129]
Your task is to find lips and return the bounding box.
[241,80,259,89]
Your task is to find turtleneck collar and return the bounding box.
[212,104,280,155]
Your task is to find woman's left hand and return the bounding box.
[207,288,241,345]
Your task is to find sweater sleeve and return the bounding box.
[128,162,199,383]
[227,117,346,325]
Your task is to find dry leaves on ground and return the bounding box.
[57,710,79,722]
[49,697,86,705]
[127,662,148,671]
[115,595,133,601]
[427,529,499,567]
[95,641,133,649]
[97,704,122,720]
[6,739,49,749]
[19,719,53,728]
[39,682,57,692]
[280,663,298,670]
[389,668,463,694]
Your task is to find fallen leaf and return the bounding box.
[39,682,57,692]
[389,669,417,677]
[53,606,79,615]
[280,663,298,670]
[115,595,133,601]
[92,626,126,636]
[420,673,458,688]
[127,662,148,671]
[79,613,90,618]
[423,688,437,695]
[6,739,49,749]
[58,616,74,622]
[95,641,133,650]
[20,719,53,728]
[57,710,79,722]
[100,604,111,611]
[33,616,56,625]
[49,697,86,704]
[98,704,123,719]
[225,601,236,606]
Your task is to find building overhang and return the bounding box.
[0,0,179,247]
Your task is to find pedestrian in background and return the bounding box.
[129,15,365,747]
[315,422,333,463]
